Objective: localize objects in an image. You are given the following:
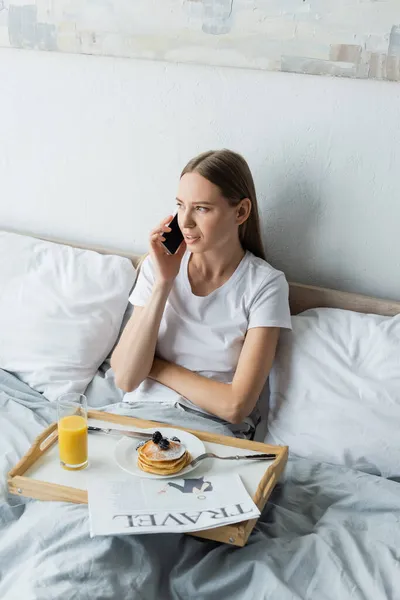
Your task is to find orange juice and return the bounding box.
[58,415,88,470]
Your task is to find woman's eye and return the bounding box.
[176,204,208,213]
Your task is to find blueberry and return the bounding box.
[136,440,146,450]
[171,436,181,443]
[159,438,170,450]
[152,431,162,444]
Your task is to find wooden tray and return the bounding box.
[8,410,288,547]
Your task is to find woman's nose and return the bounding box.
[181,211,195,229]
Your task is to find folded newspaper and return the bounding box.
[88,473,260,536]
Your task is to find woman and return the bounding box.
[111,149,291,439]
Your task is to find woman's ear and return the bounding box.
[236,198,251,225]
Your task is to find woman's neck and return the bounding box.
[189,241,245,282]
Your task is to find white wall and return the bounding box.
[1,48,400,299]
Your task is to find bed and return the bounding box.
[1,230,399,600]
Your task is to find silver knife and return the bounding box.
[88,426,153,440]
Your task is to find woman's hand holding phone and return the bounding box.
[149,215,186,284]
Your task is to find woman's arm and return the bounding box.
[110,282,172,392]
[149,327,280,424]
[111,215,186,392]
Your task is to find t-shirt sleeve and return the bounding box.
[248,272,292,330]
[129,255,155,307]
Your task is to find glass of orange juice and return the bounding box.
[57,393,88,470]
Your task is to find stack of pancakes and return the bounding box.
[137,439,192,475]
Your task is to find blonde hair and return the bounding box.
[181,149,266,260]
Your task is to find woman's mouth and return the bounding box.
[184,235,200,245]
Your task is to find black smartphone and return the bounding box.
[161,213,184,255]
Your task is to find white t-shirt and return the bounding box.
[124,250,292,432]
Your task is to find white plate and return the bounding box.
[114,428,206,479]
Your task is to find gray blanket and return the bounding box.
[1,369,399,600]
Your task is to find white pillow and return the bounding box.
[0,232,136,401]
[266,308,400,477]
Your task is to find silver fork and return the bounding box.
[189,452,276,468]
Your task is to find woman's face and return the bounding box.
[176,172,243,254]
